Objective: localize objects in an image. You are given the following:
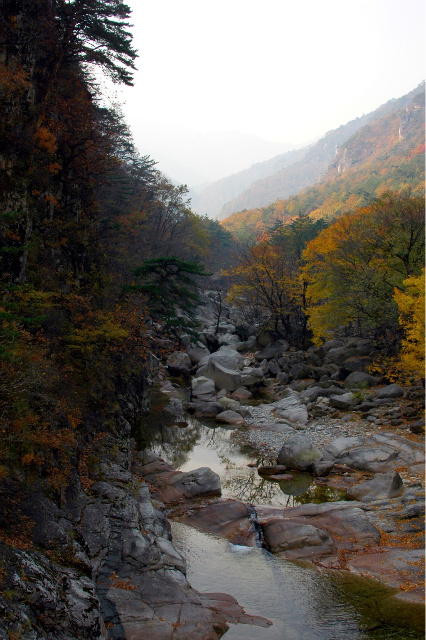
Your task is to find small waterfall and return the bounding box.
[247,504,269,550]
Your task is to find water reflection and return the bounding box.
[133,396,345,507]
[171,522,424,640]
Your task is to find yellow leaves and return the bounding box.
[68,312,130,352]
[394,269,425,378]
[302,193,425,341]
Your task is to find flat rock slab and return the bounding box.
[247,422,296,435]
[200,592,272,628]
[272,391,308,425]
[257,501,380,562]
[321,432,425,473]
[174,499,256,547]
[348,547,425,604]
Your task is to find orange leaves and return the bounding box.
[34,126,57,154]
[0,62,29,94]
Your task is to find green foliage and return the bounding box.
[129,257,210,340]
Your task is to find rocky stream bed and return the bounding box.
[0,292,424,639]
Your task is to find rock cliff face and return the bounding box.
[0,370,230,640]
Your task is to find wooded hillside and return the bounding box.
[221,84,424,243]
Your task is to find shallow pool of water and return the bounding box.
[134,409,345,506]
[171,522,424,640]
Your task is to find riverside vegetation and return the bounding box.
[0,2,424,639]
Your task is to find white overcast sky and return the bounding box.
[114,0,425,186]
[120,0,425,145]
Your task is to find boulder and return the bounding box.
[340,356,373,374]
[186,345,210,364]
[277,372,290,385]
[272,391,308,425]
[208,347,245,370]
[231,387,252,401]
[300,385,346,403]
[325,347,358,365]
[329,392,359,411]
[216,410,245,426]
[257,465,287,476]
[262,520,333,555]
[322,339,344,351]
[216,322,236,334]
[191,376,216,398]
[166,351,192,376]
[217,397,241,411]
[255,341,289,361]
[347,472,404,501]
[204,360,242,392]
[345,337,376,355]
[178,498,255,546]
[268,361,281,376]
[193,401,224,418]
[343,371,379,389]
[241,367,264,387]
[289,363,312,380]
[277,435,322,470]
[375,384,404,399]
[218,333,241,347]
[164,398,184,416]
[169,467,221,499]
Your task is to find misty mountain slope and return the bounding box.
[189,146,308,217]
[217,83,424,219]
[221,85,425,242]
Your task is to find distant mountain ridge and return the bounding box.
[191,84,424,220]
[220,84,425,243]
[189,146,308,217]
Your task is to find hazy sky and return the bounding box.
[117,0,425,183]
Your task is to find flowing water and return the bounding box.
[133,388,425,639]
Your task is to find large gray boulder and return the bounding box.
[277,435,322,470]
[289,362,313,380]
[186,345,210,364]
[255,341,289,361]
[347,472,404,501]
[191,376,216,398]
[344,371,379,388]
[262,521,333,554]
[241,366,264,386]
[192,401,224,418]
[166,351,192,376]
[272,391,308,425]
[216,410,245,425]
[204,359,242,391]
[208,347,245,371]
[169,467,221,498]
[329,392,360,410]
[375,384,404,399]
[325,346,358,365]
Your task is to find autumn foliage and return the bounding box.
[301,193,425,344]
[0,1,236,495]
